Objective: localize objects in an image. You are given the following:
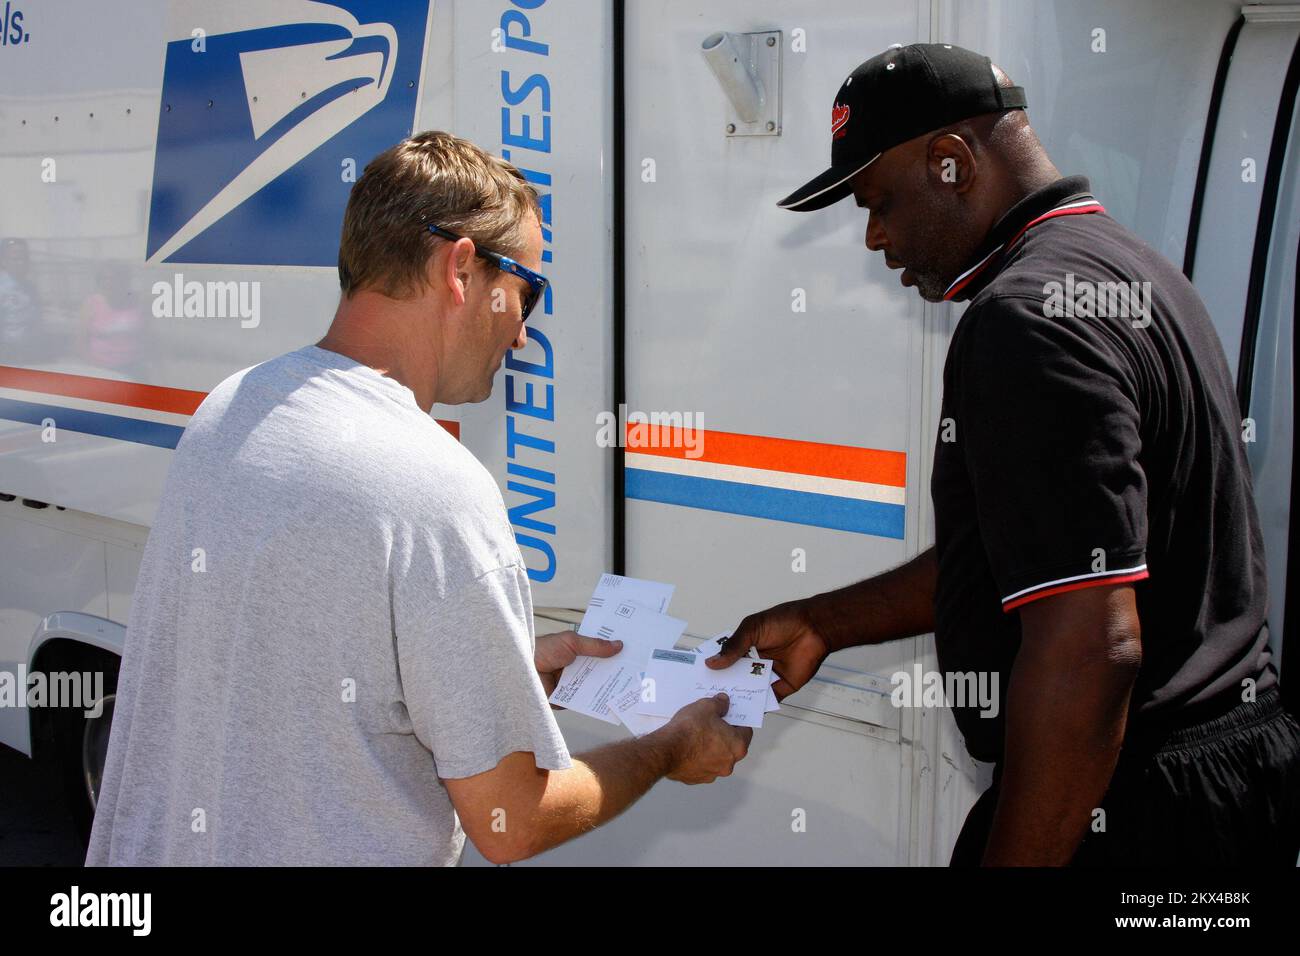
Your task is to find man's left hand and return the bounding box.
[535,629,623,698]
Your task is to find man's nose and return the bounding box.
[864,211,888,252]
[512,323,528,350]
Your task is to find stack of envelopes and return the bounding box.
[549,574,780,735]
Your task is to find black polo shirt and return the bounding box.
[931,175,1276,763]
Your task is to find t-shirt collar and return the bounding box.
[297,344,422,411]
[942,175,1103,302]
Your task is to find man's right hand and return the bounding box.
[704,599,831,700]
[657,694,752,784]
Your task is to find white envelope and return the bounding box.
[549,599,687,723]
[577,573,675,638]
[608,672,671,737]
[635,648,773,728]
[698,631,780,712]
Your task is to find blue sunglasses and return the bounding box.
[426,223,548,322]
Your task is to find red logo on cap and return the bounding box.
[832,103,851,139]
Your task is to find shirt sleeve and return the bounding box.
[393,561,572,779]
[951,297,1151,612]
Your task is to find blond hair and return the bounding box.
[338,130,540,299]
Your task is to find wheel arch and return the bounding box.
[24,613,124,761]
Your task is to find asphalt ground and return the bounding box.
[0,744,85,866]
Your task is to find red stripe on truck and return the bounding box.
[0,365,207,415]
[0,365,461,439]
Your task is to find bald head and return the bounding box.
[937,64,1054,177]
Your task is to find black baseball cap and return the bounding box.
[778,43,1026,212]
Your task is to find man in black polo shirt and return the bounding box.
[709,42,1300,865]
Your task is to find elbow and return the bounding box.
[477,843,521,866]
[1086,629,1142,736]
[474,828,540,865]
[478,844,520,866]
[1105,627,1143,685]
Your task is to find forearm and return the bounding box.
[981,652,1137,865]
[513,731,678,858]
[803,545,937,651]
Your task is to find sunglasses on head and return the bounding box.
[426,223,548,322]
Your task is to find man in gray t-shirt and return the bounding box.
[87,131,749,866]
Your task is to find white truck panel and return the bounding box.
[0,0,1292,866]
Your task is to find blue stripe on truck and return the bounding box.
[0,398,184,450]
[625,468,906,539]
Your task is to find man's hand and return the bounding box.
[447,693,752,863]
[534,629,622,697]
[704,600,830,700]
[653,694,752,784]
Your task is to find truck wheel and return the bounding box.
[50,651,120,847]
[82,692,116,812]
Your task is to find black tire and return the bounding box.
[49,649,120,848]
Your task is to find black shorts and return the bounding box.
[950,686,1300,866]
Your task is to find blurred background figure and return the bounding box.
[79,262,145,375]
[0,238,43,360]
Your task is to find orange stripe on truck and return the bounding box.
[626,424,906,487]
[0,365,461,439]
[0,365,208,415]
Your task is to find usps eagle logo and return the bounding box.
[832,103,851,139]
[145,0,431,267]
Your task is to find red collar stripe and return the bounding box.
[942,199,1105,301]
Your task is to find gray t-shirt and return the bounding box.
[86,345,570,866]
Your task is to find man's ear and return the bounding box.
[928,133,976,193]
[442,236,477,306]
